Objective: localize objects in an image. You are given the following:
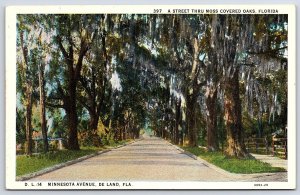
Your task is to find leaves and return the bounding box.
[16,14,288,151]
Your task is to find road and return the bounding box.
[30,135,287,182]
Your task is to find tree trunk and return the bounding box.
[89,112,99,131]
[20,30,33,155]
[174,98,181,145]
[39,63,48,153]
[25,87,33,155]
[66,81,80,150]
[88,67,99,132]
[186,95,197,147]
[89,111,102,146]
[223,68,249,158]
[184,37,201,147]
[123,125,127,140]
[206,88,218,151]
[118,126,122,141]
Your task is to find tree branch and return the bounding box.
[75,41,89,80]
[56,35,69,61]
[56,78,66,98]
[77,96,92,114]
[46,102,64,109]
[48,95,63,100]
[247,46,287,55]
[79,76,93,101]
[96,78,106,116]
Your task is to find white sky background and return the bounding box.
[110,70,122,91]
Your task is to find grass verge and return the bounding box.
[16,149,100,177]
[17,139,133,177]
[182,146,286,174]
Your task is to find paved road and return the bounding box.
[30,135,287,182]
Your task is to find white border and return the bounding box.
[5,4,296,190]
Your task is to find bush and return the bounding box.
[101,136,108,145]
[107,132,116,146]
[139,129,145,135]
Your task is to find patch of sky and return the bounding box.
[199,53,206,61]
[284,22,288,31]
[169,74,186,108]
[16,92,23,110]
[110,71,122,91]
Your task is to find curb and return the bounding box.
[17,139,141,181]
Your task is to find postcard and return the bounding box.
[6,4,296,189]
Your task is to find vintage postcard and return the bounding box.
[6,4,296,189]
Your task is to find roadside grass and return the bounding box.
[16,149,99,176]
[182,146,286,174]
[17,139,133,177]
[106,139,132,148]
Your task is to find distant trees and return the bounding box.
[17,15,40,155]
[16,14,288,158]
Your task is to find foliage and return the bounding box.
[100,131,116,146]
[16,108,26,144]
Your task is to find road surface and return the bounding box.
[30,135,287,182]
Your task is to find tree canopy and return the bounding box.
[16,14,288,157]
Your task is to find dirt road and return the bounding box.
[30,136,287,182]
